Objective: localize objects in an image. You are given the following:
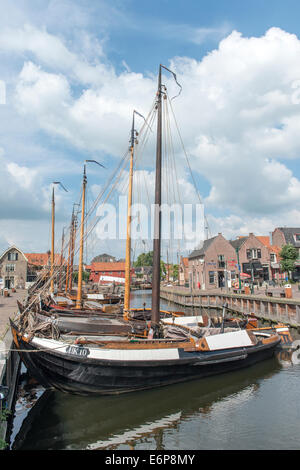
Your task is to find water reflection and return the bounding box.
[11,357,281,450]
[9,291,300,450]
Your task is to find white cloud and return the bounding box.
[2,20,300,254]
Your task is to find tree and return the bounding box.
[133,252,171,280]
[160,260,166,280]
[134,251,153,267]
[172,264,179,281]
[279,244,298,277]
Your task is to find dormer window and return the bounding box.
[294,234,300,242]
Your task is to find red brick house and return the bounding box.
[230,233,271,284]
[188,233,238,290]
[179,257,189,287]
[89,262,134,284]
[256,237,283,282]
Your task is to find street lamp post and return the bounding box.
[251,261,255,294]
[235,248,241,290]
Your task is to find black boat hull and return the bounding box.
[11,321,280,396]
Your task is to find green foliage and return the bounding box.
[279,244,298,273]
[134,251,153,267]
[133,252,178,281]
[0,438,8,449]
[0,408,11,422]
[160,260,166,279]
[172,264,179,280]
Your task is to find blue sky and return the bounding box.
[1,0,300,261]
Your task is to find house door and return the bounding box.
[218,272,225,288]
[5,277,14,289]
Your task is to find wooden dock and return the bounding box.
[160,287,300,329]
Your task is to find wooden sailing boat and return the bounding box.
[11,65,282,395]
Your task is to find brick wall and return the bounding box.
[188,234,238,290]
[237,233,271,281]
[272,228,286,247]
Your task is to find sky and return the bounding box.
[1,0,300,262]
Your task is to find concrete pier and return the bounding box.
[160,286,300,328]
[0,289,26,449]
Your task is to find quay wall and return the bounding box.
[0,290,26,449]
[160,287,300,329]
[0,328,20,448]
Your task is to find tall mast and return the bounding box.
[69,211,77,292]
[75,160,105,309]
[65,211,73,293]
[124,113,135,317]
[50,186,55,293]
[50,181,67,294]
[151,65,162,327]
[75,165,87,309]
[150,64,181,330]
[58,226,65,292]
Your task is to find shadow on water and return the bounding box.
[11,356,281,450]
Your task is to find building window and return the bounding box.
[294,234,300,242]
[8,252,18,261]
[270,253,277,263]
[5,264,15,272]
[218,255,225,268]
[247,249,261,260]
[209,271,215,284]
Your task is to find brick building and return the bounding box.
[0,246,65,289]
[89,261,134,284]
[188,233,238,290]
[256,237,283,282]
[91,253,117,263]
[0,246,28,289]
[230,233,271,284]
[179,257,189,287]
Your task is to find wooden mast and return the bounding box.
[65,212,72,293]
[75,160,104,308]
[68,211,77,292]
[75,164,87,309]
[58,227,65,292]
[151,65,162,329]
[50,186,55,293]
[123,114,135,318]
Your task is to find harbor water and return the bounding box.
[7,290,300,450]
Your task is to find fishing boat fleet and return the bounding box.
[10,65,292,396]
